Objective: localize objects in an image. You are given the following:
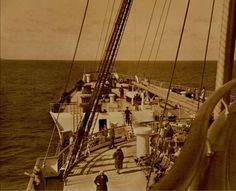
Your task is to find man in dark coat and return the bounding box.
[119,85,124,98]
[113,146,124,174]
[109,127,115,149]
[125,107,132,125]
[94,170,108,191]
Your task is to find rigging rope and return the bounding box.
[94,0,110,61]
[153,0,171,61]
[145,1,171,189]
[134,0,158,75]
[43,0,90,171]
[42,125,56,168]
[63,0,133,178]
[134,0,137,64]
[144,0,170,77]
[42,104,63,168]
[197,0,215,110]
[161,0,191,120]
[100,0,116,58]
[64,0,90,92]
[97,0,116,72]
[146,0,191,189]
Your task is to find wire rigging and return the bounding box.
[94,0,111,61]
[100,0,117,59]
[197,0,215,109]
[64,0,90,92]
[145,1,171,188]
[153,0,172,61]
[43,1,91,167]
[146,1,191,189]
[134,0,137,64]
[135,0,158,75]
[161,0,191,119]
[97,0,116,72]
[144,0,169,77]
[63,0,133,178]
[42,125,56,168]
[42,104,63,168]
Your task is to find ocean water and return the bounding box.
[0,60,234,190]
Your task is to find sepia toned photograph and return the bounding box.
[0,0,236,190]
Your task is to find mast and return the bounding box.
[214,0,236,117]
[63,0,133,179]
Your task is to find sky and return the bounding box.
[0,0,228,60]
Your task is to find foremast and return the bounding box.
[63,0,133,179]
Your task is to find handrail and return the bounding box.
[26,125,130,190]
[42,126,129,173]
[116,72,213,96]
[50,102,77,113]
[149,79,236,190]
[56,126,129,175]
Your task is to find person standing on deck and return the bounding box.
[94,170,108,191]
[109,126,116,149]
[113,146,124,174]
[103,125,108,141]
[125,107,132,125]
[119,85,124,98]
[200,87,206,102]
[194,88,199,101]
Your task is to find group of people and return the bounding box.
[142,122,189,183]
[193,87,206,102]
[86,106,132,156]
[94,146,124,191]
[172,87,206,102]
[186,87,206,102]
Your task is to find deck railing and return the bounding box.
[149,79,236,190]
[49,102,78,113]
[26,125,131,191]
[116,73,213,97]
[57,145,71,172]
[56,126,130,173]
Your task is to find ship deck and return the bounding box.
[46,140,148,191]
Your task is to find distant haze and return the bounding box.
[1,0,231,60]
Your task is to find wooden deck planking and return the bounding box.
[64,141,147,191]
